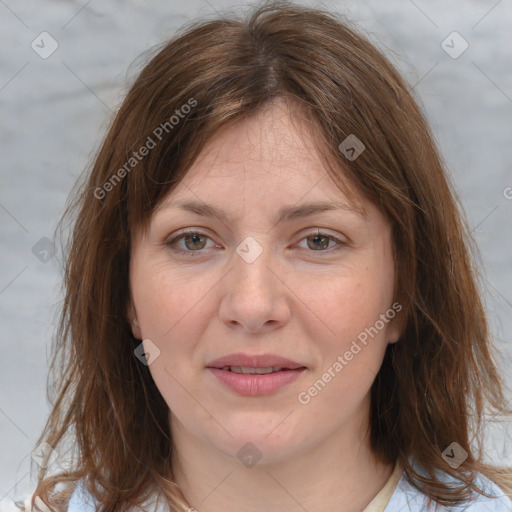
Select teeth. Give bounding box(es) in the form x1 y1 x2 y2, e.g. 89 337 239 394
221 366 285 374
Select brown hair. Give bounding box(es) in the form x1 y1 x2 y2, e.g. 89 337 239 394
32 1 512 510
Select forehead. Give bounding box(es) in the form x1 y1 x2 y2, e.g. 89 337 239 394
193 99 320 177
156 98 365 216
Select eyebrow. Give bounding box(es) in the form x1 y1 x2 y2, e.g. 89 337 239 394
156 199 367 225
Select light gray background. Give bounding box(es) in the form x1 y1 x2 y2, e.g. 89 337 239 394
1 0 511 508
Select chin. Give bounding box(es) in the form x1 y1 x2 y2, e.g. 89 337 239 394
214 420 306 467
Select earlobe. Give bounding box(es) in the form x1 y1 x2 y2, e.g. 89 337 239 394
127 302 142 339
386 319 402 344
131 318 142 340
129 316 142 340
385 303 405 345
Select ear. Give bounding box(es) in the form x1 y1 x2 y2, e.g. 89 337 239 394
127 301 142 340
385 301 405 345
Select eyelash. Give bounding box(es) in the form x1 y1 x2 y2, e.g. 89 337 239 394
165 230 346 257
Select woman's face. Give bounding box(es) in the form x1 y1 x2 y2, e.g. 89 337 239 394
128 98 401 467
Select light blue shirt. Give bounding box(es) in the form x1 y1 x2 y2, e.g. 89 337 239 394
67 466 512 512
382 469 512 511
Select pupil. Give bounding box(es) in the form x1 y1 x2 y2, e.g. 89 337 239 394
187 234 204 249
310 235 327 250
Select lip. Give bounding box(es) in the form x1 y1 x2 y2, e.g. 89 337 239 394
207 367 307 396
206 353 305 370
206 352 307 396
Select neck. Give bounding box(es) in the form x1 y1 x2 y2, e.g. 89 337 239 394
169 401 394 512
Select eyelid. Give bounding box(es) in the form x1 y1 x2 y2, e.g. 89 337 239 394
165 229 220 255
296 230 346 253
164 228 347 256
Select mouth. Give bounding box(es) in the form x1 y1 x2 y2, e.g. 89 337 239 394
205 354 307 396
207 366 307 396
206 353 306 371
213 365 305 374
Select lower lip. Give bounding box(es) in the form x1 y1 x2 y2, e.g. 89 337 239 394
207 368 306 396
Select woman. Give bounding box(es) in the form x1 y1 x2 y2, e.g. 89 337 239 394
30 2 512 511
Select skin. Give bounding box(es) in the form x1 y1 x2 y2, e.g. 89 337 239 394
128 97 402 512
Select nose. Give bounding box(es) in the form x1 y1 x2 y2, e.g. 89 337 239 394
218 239 291 334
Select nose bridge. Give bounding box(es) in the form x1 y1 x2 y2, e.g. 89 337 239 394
219 233 288 331
232 234 274 292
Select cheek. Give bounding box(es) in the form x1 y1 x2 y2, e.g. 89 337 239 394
132 258 207 338
342 241 395 324
130 260 207 413
311 263 394 342
299 280 393 415
304 248 395 377
130 257 227 396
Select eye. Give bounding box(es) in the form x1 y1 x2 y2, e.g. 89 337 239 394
165 230 217 256
298 230 345 253
165 229 345 257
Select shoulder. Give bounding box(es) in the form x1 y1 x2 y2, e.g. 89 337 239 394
67 479 172 512
0 483 96 512
0 484 95 512
67 480 97 512
384 468 512 511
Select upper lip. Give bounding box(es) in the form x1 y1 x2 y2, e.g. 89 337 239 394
206 353 306 370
